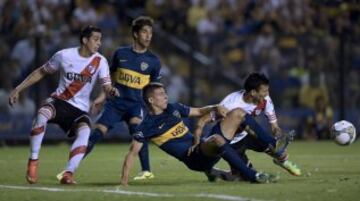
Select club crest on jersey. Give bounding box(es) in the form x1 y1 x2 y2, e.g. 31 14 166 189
86 65 97 75
173 110 181 118
140 62 149 71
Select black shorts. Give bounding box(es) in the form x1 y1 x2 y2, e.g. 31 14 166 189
182 145 221 172
230 134 268 154
43 98 91 137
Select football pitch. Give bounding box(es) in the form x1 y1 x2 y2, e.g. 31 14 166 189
0 141 359 201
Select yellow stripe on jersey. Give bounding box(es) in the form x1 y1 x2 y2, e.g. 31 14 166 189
115 68 150 89
151 121 189 146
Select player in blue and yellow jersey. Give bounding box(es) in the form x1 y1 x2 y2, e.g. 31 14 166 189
85 16 160 180
120 83 278 186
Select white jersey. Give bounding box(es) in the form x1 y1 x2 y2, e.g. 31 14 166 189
220 90 277 143
42 47 111 112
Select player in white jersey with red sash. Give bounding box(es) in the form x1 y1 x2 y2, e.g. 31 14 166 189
8 26 119 185
194 73 301 182
220 90 277 143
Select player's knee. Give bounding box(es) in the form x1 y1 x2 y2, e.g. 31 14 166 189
129 117 142 125
77 122 90 130
211 134 226 146
37 106 54 120
95 124 108 135
229 108 246 121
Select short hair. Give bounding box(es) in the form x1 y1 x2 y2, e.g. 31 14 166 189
142 82 164 106
79 25 102 45
244 72 269 92
131 16 154 35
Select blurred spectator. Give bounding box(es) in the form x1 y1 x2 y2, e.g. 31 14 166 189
97 3 119 37
305 95 334 140
72 1 97 28
270 68 301 108
10 37 35 78
197 10 222 53
187 0 206 31
0 0 360 141
299 73 329 110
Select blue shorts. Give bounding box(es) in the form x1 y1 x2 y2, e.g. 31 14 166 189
97 99 144 129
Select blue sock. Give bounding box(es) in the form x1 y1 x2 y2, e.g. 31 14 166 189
243 114 276 148
138 141 150 171
219 143 257 181
84 129 104 157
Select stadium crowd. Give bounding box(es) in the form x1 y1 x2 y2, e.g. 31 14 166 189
0 0 359 140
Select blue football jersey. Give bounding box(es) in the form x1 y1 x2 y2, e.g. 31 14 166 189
133 103 194 160
111 46 161 102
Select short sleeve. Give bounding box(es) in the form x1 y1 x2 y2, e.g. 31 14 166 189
42 51 62 74
172 103 190 117
219 92 240 111
98 57 111 85
264 96 277 123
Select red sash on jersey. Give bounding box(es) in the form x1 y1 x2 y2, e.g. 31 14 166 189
252 100 267 116
56 56 101 100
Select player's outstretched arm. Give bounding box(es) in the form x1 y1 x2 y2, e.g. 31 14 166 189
189 104 228 118
121 139 143 186
90 91 107 114
188 113 212 156
9 67 47 107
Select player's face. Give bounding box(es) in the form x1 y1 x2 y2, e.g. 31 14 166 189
253 84 269 103
84 32 102 54
150 87 168 110
135 25 153 48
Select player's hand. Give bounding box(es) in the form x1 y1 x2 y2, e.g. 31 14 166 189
215 105 228 117
8 89 19 107
90 99 103 115
187 139 200 156
108 87 120 97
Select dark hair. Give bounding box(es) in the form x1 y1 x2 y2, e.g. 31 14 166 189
142 82 164 106
131 16 154 36
79 25 102 44
244 72 269 92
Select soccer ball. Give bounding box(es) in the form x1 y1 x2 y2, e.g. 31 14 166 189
331 120 357 146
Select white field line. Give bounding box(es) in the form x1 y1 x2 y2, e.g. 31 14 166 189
0 184 269 201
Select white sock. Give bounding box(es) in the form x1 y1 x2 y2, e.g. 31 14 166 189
29 107 52 160
65 126 90 173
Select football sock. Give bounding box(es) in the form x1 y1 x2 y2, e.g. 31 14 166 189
30 107 52 160
66 125 90 173
219 143 257 181
84 128 103 157
128 123 138 135
138 141 151 171
243 114 276 148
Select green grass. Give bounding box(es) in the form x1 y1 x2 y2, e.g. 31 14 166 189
0 141 359 201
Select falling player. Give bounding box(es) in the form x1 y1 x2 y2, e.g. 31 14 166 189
120 82 279 186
